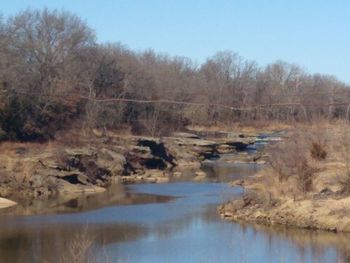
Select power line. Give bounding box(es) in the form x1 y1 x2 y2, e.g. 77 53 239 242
12 90 350 112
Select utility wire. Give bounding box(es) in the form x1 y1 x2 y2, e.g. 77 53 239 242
12 90 350 112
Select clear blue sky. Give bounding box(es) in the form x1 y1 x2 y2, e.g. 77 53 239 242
1 0 350 83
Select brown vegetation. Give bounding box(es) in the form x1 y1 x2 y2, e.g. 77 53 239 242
0 9 349 142
310 141 327 160
268 127 317 193
220 121 350 232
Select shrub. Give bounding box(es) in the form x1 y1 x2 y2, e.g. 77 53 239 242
0 94 81 141
297 159 315 193
268 129 316 195
310 141 327 160
0 128 6 141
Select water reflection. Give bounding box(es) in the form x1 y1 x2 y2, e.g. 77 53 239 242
0 165 350 262
0 222 148 263
1 184 174 216
246 223 350 263
202 160 262 182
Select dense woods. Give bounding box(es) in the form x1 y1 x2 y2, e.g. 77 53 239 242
0 9 349 141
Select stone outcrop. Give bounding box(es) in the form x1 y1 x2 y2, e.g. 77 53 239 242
0 197 17 209
0 129 261 201
0 145 124 199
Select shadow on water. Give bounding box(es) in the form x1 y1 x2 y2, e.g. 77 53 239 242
202 159 262 182
0 184 174 216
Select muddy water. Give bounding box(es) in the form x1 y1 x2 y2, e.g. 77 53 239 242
0 164 349 262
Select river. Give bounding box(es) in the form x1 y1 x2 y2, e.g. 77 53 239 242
0 144 349 262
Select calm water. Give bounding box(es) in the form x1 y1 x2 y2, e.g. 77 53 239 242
0 163 350 262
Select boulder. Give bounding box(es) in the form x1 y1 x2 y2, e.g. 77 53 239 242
144 177 157 183
142 170 165 178
194 170 207 182
156 177 170 183
0 197 17 209
217 144 235 154
173 171 182 178
172 132 200 139
56 180 106 195
195 171 207 177
97 148 126 176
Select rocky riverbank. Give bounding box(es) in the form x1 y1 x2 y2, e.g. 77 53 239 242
0 127 265 204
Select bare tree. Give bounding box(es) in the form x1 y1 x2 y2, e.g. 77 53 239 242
1 8 350 141
1 9 95 139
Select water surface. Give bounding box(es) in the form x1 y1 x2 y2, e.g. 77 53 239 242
0 162 349 262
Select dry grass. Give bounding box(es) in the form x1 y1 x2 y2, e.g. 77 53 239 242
187 121 291 134
256 122 350 199
267 127 315 195
222 121 350 233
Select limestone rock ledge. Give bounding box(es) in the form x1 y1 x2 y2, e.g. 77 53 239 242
0 129 259 200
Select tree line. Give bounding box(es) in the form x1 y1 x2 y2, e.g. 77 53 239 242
0 9 349 141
